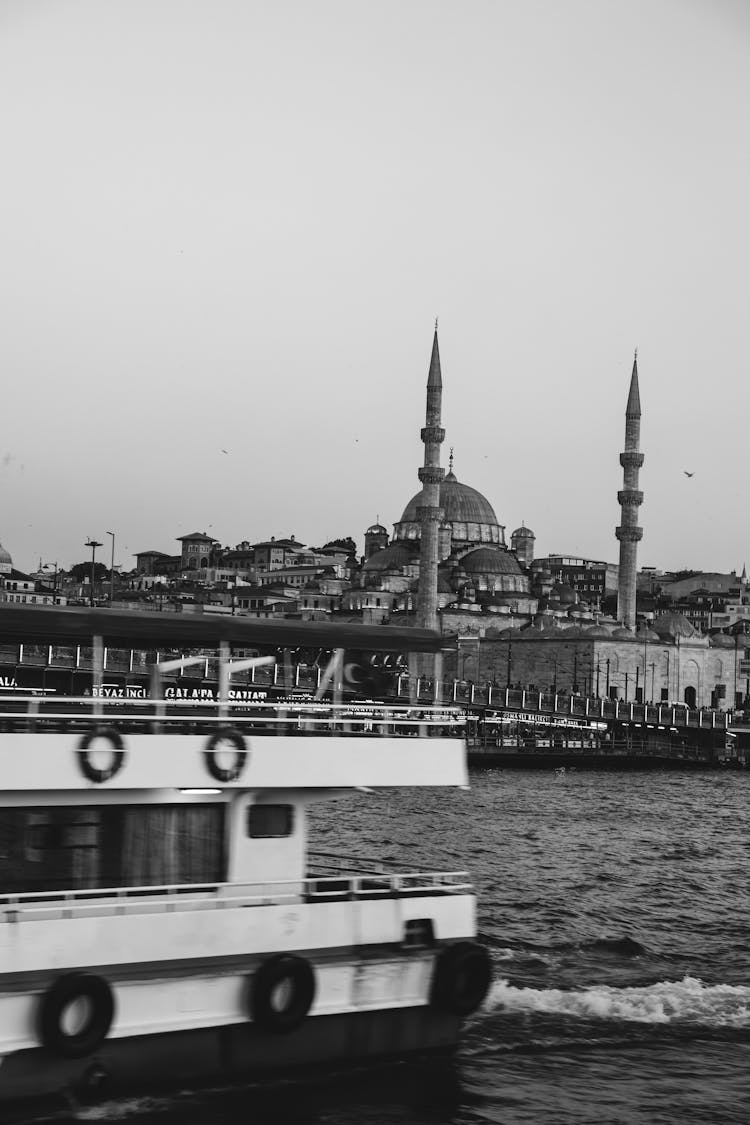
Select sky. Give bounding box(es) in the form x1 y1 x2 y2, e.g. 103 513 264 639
1 0 749 575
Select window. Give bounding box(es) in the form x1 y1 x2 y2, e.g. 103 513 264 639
247 804 294 838
0 804 225 893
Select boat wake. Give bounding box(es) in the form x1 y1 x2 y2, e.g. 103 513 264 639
485 975 750 1028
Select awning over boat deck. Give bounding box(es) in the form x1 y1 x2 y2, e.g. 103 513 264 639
0 605 446 653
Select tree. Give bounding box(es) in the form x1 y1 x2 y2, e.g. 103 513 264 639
69 561 109 583
321 537 357 557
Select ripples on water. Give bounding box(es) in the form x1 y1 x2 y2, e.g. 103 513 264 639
18 771 750 1125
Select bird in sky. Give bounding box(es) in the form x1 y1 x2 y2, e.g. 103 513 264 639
221 449 228 454
684 471 694 478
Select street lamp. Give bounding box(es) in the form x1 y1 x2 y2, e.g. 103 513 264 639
42 562 59 603
106 530 115 606
85 539 102 607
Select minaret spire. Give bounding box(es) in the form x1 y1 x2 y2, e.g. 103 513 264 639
616 352 644 630
416 326 445 633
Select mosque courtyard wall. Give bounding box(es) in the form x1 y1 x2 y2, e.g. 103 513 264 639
445 634 745 711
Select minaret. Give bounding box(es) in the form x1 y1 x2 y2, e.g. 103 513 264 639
415 325 445 632
616 352 644 629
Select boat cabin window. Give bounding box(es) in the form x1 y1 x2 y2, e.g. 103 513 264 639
247 804 294 838
0 804 224 894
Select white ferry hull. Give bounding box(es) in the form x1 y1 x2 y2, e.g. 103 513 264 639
0 999 462 1105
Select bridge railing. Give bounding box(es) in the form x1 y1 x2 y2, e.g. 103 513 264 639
394 677 730 730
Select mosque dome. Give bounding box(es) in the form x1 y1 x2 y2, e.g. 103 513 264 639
709 633 735 648
365 522 388 535
460 547 522 577
0 539 12 575
511 525 535 539
612 627 635 639
652 613 697 640
362 542 417 573
393 469 504 547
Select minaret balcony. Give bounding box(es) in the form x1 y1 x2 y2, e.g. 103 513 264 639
619 452 644 468
615 526 643 542
617 490 644 507
418 466 445 485
420 426 445 444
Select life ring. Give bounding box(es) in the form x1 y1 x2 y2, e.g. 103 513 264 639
250 954 316 1033
430 941 492 1016
77 728 125 783
38 972 115 1059
204 728 248 782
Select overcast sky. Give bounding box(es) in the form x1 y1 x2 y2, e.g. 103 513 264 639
1 0 748 575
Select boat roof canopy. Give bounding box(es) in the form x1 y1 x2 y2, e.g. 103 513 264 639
0 605 445 654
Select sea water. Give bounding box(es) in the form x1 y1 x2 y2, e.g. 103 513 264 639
19 770 750 1125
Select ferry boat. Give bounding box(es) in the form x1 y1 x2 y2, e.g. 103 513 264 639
0 606 490 1107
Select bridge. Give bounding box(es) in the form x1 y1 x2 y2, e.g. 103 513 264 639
394 676 732 732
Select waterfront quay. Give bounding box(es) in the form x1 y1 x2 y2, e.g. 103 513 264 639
396 678 744 771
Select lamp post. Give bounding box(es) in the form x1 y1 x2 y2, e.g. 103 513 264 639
42 562 59 604
106 530 115 606
85 539 102 607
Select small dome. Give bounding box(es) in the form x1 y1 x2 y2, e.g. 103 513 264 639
652 612 696 640
534 615 561 632
636 626 661 642
585 624 613 638
612 627 635 639
709 633 735 648
362 542 416 572
511 526 535 539
365 522 387 535
460 547 522 576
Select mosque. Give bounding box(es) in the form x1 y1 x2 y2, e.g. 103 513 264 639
352 328 746 712
352 331 540 624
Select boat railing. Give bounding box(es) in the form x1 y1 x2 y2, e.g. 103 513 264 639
307 850 387 875
0 869 473 922
0 695 465 737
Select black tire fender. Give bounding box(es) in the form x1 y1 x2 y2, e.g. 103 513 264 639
204 728 248 782
38 972 115 1059
77 728 125 783
250 954 316 1033
430 941 492 1016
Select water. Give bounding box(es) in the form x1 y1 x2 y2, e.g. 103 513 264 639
19 770 750 1124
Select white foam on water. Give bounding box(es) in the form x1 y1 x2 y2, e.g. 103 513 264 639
488 975 750 1027
495 948 516 961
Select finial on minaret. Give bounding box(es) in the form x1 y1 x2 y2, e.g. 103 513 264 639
626 351 641 417
427 326 442 389
449 447 454 474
